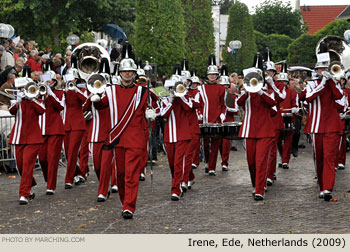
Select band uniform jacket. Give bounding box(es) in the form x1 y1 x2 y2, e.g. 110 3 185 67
198 83 226 123
161 95 193 143
267 81 286 130
9 99 45 145
224 93 239 122
237 91 276 138
83 97 111 143
63 88 87 131
187 89 203 135
95 84 149 149
39 90 65 136
280 88 298 123
305 78 343 134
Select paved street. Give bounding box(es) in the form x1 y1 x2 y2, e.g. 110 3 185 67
1 140 350 234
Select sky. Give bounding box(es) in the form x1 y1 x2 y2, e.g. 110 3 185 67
241 0 350 13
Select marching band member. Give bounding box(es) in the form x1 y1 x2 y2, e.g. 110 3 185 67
183 68 203 191
305 52 343 201
94 43 152 219
37 71 65 195
63 69 88 189
276 65 298 170
198 55 226 176
161 76 192 200
9 82 45 204
238 54 276 200
218 66 239 171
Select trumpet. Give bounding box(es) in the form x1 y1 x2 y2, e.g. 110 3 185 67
38 83 47 96
24 82 39 99
67 81 76 90
173 81 188 97
328 61 345 80
243 71 264 93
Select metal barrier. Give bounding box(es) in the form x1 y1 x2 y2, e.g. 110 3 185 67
0 115 15 172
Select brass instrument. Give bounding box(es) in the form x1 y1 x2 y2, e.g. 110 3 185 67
67 81 76 91
173 81 188 97
328 61 345 79
87 73 107 95
243 71 264 93
24 82 39 99
38 83 47 96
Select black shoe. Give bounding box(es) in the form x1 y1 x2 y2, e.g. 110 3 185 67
208 170 216 176
230 146 238 151
254 194 264 201
338 164 345 170
111 185 118 193
273 174 277 180
266 178 273 186
139 173 145 181
323 190 332 201
122 210 133 219
29 192 35 200
292 149 298 157
278 163 282 168
46 189 54 195
97 194 107 202
191 164 197 170
65 183 73 189
204 167 208 173
171 193 180 201
298 144 306 148
282 163 289 169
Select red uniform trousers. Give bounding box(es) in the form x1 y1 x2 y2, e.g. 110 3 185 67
245 138 273 196
267 130 281 180
115 147 144 213
336 133 347 167
139 140 149 175
78 129 90 178
192 136 201 167
220 138 231 167
312 133 340 191
64 130 85 184
204 137 221 171
96 147 116 196
38 135 64 190
165 140 190 195
278 130 294 164
14 144 41 197
183 134 199 184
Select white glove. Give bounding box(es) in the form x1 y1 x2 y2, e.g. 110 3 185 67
322 71 332 80
340 113 346 120
168 92 175 103
91 94 101 103
257 89 263 96
197 114 203 121
267 77 274 85
16 91 24 102
220 113 226 123
46 85 54 96
291 107 299 114
10 100 17 106
145 108 156 121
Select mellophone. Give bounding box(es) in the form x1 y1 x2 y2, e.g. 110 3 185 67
199 122 242 140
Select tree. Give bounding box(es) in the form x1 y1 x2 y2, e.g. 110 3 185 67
183 0 215 78
223 2 257 74
287 34 318 64
0 0 135 52
254 30 267 53
253 0 305 39
134 0 186 77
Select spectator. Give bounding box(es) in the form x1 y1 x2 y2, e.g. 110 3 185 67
30 71 41 83
41 54 50 72
25 50 42 72
1 40 15 71
0 73 16 106
0 60 24 87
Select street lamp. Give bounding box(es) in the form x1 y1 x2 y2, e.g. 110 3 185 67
229 40 242 73
66 34 80 50
0 23 14 38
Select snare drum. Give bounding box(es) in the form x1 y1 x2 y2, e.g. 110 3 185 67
343 114 350 133
199 123 209 137
221 122 242 140
207 123 224 138
281 113 294 131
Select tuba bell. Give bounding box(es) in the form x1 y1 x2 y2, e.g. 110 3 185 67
24 82 39 99
72 43 111 80
243 71 264 93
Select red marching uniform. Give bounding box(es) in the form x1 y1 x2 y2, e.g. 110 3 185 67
38 89 65 192
219 93 238 168
238 91 276 197
9 98 45 199
161 95 192 198
266 81 286 181
198 83 226 173
278 88 298 166
184 89 203 187
63 88 87 186
305 78 343 196
95 84 149 213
